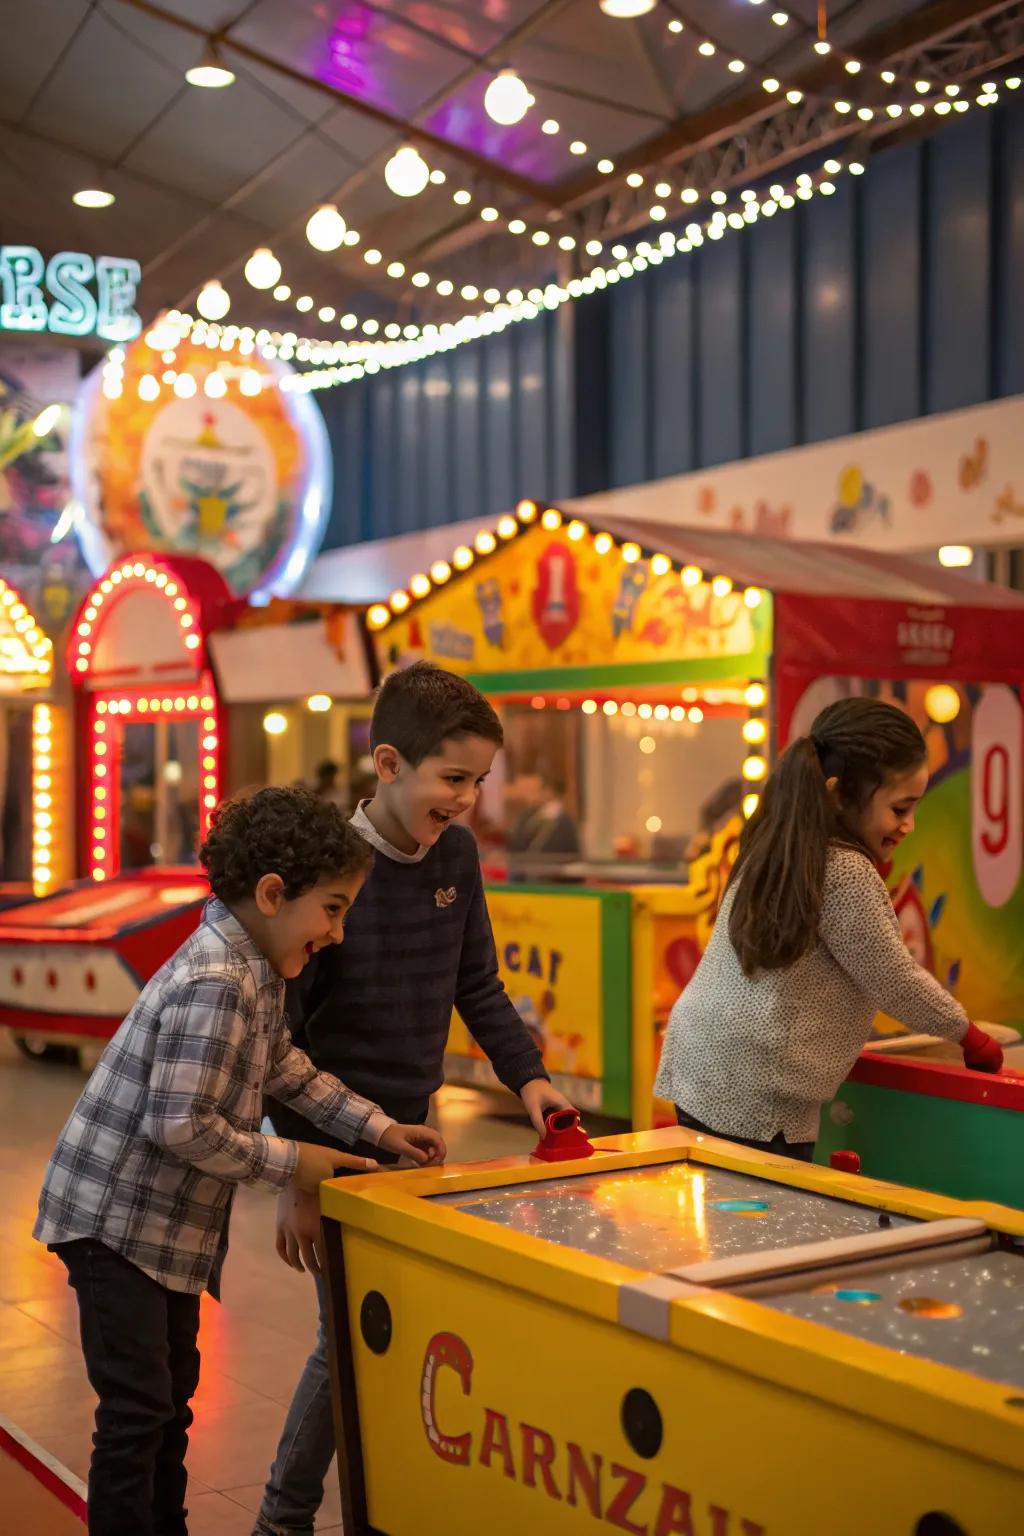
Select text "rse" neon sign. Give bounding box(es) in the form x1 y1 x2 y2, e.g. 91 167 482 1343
0 246 141 343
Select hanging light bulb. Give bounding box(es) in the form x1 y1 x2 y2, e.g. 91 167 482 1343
385 144 430 198
244 248 282 290
599 0 658 15
185 42 236 88
305 204 347 252
484 69 533 125
196 280 230 321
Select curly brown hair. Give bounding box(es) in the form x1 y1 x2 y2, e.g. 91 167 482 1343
200 786 373 903
371 660 503 766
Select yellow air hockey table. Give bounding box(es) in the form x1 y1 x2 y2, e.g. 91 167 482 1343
319 1128 1024 1536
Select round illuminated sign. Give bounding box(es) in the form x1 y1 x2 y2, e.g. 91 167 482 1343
69 336 331 600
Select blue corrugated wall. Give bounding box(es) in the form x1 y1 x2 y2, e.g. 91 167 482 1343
319 96 1024 550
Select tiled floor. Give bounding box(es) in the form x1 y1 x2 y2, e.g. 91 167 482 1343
0 1033 539 1534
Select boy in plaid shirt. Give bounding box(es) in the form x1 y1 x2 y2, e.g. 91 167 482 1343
34 787 444 1536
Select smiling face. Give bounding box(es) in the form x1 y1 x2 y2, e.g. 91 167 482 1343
256 870 367 979
844 761 929 863
371 734 498 852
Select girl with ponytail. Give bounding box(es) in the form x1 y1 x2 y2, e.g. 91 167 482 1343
655 696 1003 1160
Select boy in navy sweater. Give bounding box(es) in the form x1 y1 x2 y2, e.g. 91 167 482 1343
254 662 572 1536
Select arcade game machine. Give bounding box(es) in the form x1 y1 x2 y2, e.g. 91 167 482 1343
319 1125 1024 1536
334 503 1024 1200
0 552 233 1059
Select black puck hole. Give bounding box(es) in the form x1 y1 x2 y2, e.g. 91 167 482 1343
621 1386 662 1459
915 1515 967 1536
359 1290 392 1355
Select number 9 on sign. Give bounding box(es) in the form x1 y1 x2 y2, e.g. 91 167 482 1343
971 684 1022 907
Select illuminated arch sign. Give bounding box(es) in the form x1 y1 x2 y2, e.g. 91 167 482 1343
0 245 141 342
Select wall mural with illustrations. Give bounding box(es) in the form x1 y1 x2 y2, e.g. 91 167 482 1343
0 343 87 632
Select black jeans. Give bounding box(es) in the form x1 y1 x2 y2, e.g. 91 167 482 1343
675 1106 815 1163
55 1238 201 1536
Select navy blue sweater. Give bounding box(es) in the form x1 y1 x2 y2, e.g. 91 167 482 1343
268 822 547 1146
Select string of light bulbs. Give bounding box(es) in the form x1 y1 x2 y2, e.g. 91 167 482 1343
275 69 1021 392
120 70 1019 402
191 9 976 333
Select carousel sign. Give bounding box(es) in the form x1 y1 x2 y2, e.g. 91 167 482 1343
0 245 141 342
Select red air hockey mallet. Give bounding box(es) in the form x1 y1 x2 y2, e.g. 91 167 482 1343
532 1108 595 1162
830 1150 862 1175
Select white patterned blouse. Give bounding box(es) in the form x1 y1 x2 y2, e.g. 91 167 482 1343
654 845 968 1144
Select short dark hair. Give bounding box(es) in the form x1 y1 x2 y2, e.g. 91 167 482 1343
370 661 503 766
200 786 373 904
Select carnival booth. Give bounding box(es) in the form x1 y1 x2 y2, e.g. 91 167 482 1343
0 573 72 904
0 553 232 1055
308 501 1024 1200
0 549 373 1059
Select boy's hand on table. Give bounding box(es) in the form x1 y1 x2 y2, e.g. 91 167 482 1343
292 1141 377 1195
520 1078 576 1136
275 1185 324 1275
378 1123 447 1165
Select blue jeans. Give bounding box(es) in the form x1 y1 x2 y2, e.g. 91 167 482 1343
253 1273 334 1536
254 1098 428 1534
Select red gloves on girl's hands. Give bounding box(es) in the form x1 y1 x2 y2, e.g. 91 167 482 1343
961 1022 1004 1073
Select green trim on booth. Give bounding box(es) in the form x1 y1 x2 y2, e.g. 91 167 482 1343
815 1078 1024 1208
598 890 633 1120
467 650 768 696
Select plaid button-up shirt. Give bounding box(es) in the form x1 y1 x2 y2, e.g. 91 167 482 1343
34 899 392 1294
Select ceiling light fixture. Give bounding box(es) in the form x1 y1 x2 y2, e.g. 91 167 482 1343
185 42 235 89
72 185 115 208
599 0 658 16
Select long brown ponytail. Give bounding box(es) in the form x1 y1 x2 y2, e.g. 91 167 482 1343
727 697 926 975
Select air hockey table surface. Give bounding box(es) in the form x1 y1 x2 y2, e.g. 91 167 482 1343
319 1128 1024 1536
